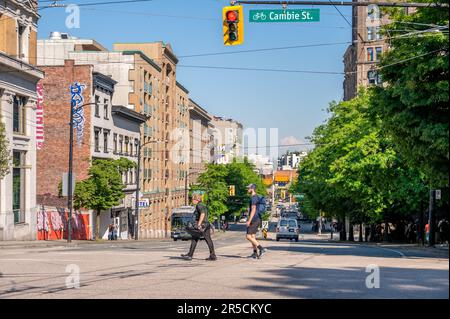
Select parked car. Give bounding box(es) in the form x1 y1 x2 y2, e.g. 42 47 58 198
276 218 300 241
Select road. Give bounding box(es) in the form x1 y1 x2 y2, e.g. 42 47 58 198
0 223 448 299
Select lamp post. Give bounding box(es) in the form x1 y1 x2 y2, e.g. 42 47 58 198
134 139 157 240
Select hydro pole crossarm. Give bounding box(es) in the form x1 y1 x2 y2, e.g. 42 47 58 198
231 1 449 9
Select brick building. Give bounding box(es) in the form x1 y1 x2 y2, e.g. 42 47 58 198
0 0 43 240
37 60 146 240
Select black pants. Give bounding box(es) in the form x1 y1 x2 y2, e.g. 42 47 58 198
187 223 216 257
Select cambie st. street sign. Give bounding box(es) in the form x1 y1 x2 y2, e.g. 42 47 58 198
249 9 320 22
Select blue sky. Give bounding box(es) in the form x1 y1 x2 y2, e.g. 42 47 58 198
38 0 352 153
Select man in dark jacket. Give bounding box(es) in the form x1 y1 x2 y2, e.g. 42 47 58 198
181 194 217 261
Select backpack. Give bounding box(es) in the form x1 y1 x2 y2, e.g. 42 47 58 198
256 196 266 219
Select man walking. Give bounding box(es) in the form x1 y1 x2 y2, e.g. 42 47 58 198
181 194 217 261
246 184 267 259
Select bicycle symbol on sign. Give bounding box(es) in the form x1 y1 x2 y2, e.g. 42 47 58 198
253 12 267 21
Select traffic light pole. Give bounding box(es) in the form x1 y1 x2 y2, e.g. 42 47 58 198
232 1 448 9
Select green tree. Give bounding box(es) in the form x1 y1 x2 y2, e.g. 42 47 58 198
371 0 449 187
292 90 427 241
73 158 135 239
0 113 9 179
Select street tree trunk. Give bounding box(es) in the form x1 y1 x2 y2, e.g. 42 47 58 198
96 210 101 240
384 221 389 242
348 222 354 241
359 223 363 242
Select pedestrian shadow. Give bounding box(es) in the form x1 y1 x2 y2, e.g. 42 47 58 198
217 254 248 259
243 265 449 299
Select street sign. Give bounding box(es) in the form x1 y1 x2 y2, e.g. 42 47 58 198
62 172 75 197
138 198 149 208
249 9 320 23
262 221 269 229
435 190 441 200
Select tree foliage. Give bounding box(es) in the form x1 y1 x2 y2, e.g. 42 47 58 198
292 90 427 228
0 113 9 179
73 158 135 239
371 0 449 186
192 158 266 222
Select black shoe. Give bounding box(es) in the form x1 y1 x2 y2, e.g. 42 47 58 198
205 256 217 261
258 248 267 258
181 255 192 260
249 252 258 259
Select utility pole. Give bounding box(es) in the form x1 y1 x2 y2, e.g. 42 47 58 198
67 100 75 243
232 1 448 9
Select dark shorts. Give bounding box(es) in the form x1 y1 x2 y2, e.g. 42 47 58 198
247 219 261 235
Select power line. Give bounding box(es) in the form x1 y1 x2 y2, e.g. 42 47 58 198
38 0 154 10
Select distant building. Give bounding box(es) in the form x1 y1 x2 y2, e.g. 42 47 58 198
342 0 415 100
188 99 213 186
278 151 307 170
211 117 243 164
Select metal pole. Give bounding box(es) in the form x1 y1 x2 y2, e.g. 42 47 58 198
234 1 448 8
185 173 188 205
134 141 141 240
67 101 75 243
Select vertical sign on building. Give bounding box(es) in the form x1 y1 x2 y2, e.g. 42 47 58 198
36 82 44 150
70 82 86 146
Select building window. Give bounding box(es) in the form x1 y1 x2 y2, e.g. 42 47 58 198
104 99 109 119
375 47 383 61
135 139 139 156
103 130 109 153
12 151 26 224
94 128 101 152
119 135 123 154
95 96 100 117
125 137 129 155
367 47 374 62
130 141 133 157
367 27 381 41
13 96 26 134
113 133 118 153
368 70 382 85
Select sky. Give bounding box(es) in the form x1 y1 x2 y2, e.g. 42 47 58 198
37 0 352 155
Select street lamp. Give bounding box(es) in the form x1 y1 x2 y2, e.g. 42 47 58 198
134 139 158 240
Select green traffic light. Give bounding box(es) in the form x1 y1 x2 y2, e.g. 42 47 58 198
229 32 237 41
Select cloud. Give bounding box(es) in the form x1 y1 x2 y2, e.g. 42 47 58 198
279 136 311 151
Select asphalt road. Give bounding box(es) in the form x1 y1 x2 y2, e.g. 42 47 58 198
0 223 448 299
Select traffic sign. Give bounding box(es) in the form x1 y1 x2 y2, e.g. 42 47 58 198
249 9 320 22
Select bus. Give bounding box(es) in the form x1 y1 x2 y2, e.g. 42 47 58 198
170 206 203 241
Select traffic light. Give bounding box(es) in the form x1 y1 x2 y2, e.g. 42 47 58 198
229 185 235 196
223 5 244 46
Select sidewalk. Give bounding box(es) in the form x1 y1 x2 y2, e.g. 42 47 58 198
0 228 232 250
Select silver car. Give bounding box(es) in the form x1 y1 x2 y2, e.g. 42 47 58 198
276 218 300 242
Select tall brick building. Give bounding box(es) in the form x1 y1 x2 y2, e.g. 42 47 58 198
0 0 43 240
343 0 390 100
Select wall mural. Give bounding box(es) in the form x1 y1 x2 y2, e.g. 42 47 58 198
70 82 86 146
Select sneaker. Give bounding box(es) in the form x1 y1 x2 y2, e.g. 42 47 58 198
249 252 258 259
258 248 267 258
205 256 217 261
181 255 192 260
180 253 191 258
